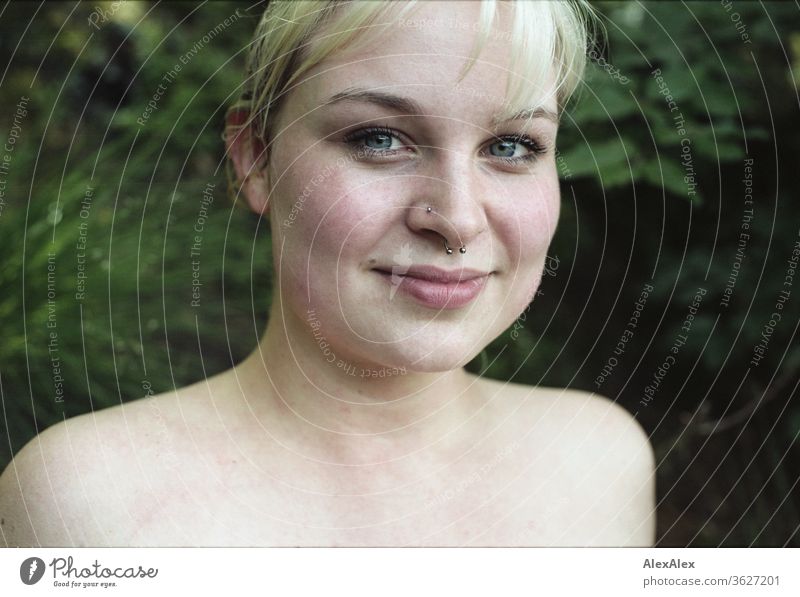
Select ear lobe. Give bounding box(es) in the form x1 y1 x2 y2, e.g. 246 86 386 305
225 110 271 219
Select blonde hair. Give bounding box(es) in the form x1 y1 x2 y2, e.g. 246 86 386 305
225 0 598 189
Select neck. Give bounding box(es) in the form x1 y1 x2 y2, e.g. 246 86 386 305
235 294 484 463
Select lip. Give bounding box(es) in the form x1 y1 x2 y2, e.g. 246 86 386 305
372 265 492 309
375 265 490 283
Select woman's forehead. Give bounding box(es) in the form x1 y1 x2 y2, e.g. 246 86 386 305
296 5 558 120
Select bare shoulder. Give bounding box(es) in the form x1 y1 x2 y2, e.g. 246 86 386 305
470 375 657 545
538 386 657 546
0 411 106 547
473 375 652 449
0 379 213 547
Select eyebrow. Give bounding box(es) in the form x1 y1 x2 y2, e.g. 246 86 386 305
321 86 560 126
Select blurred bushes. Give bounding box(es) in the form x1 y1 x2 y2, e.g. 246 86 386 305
0 1 798 545
0 1 271 469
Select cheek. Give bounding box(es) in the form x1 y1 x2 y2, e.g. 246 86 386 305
490 173 560 318
270 152 395 292
273 145 347 241
287 172 391 253
491 173 560 268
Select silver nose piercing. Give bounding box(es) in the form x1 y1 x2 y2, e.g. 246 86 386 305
443 239 467 255
426 206 466 255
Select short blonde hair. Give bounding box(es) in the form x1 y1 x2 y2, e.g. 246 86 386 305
226 0 598 182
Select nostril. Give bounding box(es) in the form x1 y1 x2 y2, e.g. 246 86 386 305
420 228 442 243
421 228 458 251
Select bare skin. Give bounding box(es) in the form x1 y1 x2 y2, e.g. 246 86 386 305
0 361 655 547
0 1 656 547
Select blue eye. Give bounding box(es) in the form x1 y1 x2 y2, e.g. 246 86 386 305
364 132 394 149
486 135 547 164
489 140 519 157
343 126 406 156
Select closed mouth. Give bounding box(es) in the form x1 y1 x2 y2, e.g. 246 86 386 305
371 265 491 284
371 266 492 309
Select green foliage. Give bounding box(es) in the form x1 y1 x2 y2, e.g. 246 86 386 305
0 1 270 465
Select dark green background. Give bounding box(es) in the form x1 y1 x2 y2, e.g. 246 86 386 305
1 1 798 546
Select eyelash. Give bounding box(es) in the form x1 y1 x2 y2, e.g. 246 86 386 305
341 126 548 166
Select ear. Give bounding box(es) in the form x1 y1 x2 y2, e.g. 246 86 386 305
225 110 271 219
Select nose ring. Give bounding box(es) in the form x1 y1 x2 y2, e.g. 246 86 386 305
443 239 467 255
427 206 466 255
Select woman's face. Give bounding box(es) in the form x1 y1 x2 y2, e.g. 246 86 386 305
263 1 560 372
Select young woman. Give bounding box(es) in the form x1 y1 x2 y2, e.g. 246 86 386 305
0 0 656 547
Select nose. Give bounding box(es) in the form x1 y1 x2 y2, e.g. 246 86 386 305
405 154 488 254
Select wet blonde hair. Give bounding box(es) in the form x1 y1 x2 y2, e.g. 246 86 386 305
226 0 598 189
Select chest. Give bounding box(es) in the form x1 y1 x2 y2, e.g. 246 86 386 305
118 450 593 546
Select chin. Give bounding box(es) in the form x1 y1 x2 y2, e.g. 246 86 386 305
372 341 483 374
